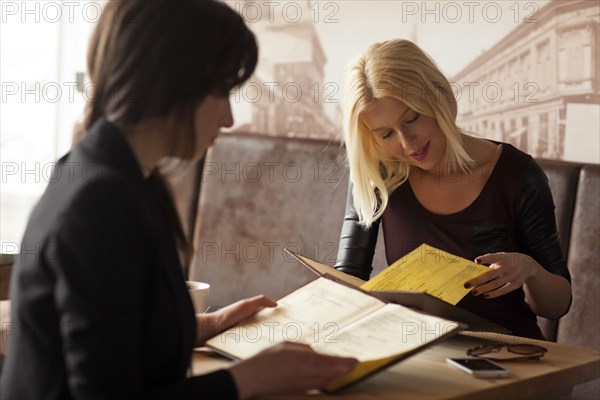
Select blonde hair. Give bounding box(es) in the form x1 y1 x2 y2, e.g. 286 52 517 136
343 39 472 227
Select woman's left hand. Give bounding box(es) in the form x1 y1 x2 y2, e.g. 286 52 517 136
464 252 539 299
195 295 277 345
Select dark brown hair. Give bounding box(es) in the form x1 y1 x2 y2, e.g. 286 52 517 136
79 0 258 268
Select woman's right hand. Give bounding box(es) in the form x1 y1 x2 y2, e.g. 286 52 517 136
228 342 358 399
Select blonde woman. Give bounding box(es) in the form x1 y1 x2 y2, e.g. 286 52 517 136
335 40 571 339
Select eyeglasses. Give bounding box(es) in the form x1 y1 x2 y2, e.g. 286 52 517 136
467 342 548 361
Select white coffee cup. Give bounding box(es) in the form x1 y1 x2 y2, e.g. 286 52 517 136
186 281 210 314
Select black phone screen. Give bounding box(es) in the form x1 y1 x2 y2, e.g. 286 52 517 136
450 358 506 371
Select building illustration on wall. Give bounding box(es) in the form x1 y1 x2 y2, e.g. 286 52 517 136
452 0 599 163
232 0 341 139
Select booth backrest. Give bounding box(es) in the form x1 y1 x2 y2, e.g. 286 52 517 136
552 164 600 399
535 162 600 343
187 133 365 305
535 160 582 342
556 165 600 347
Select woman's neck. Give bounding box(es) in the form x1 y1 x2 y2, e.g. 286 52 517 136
460 134 501 168
119 118 170 178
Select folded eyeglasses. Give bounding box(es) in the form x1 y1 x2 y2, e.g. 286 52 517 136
467 342 548 361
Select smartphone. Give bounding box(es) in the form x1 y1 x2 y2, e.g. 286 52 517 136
446 358 511 378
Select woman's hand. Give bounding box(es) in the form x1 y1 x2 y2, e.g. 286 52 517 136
229 342 358 400
196 295 277 346
464 252 571 318
464 252 539 299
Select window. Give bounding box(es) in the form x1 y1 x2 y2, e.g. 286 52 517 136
1 2 96 252
539 113 549 156
558 28 592 83
519 50 531 83
521 116 529 152
536 40 551 91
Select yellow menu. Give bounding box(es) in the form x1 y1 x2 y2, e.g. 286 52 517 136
288 244 511 335
293 243 490 306
360 244 490 305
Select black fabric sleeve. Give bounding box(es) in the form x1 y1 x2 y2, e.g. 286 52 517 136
48 179 238 399
516 159 572 285
334 183 379 280
50 179 148 399
150 370 238 400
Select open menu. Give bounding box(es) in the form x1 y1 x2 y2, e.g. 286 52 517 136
206 276 462 392
288 243 511 335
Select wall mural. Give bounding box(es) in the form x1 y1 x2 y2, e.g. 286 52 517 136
226 0 599 164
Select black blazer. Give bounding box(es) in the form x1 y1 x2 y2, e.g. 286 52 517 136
0 119 237 399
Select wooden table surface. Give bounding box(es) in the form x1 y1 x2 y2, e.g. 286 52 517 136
192 331 600 399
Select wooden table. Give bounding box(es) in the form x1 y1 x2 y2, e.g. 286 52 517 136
192 332 600 399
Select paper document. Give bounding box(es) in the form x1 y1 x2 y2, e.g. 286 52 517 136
207 277 383 360
206 277 461 392
360 244 490 305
